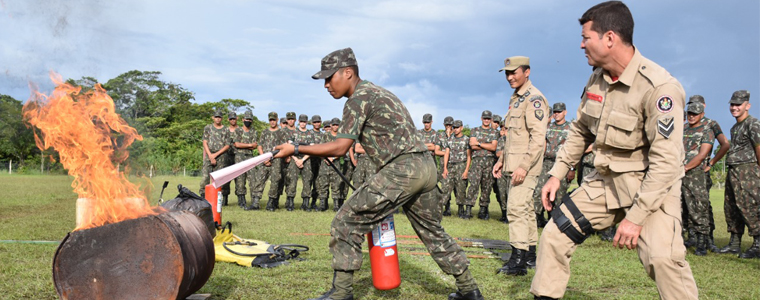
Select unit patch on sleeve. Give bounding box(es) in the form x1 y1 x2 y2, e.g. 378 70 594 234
533 100 542 109
656 96 673 113
535 110 544 121
657 115 674 138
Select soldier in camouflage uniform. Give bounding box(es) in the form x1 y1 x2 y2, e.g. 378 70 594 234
233 110 259 208
681 102 714 255
351 142 375 189
316 119 342 211
332 118 354 211
218 112 239 205
284 114 316 211
249 112 286 211
495 119 509 223
275 48 482 300
490 115 504 219
720 90 760 259
532 102 573 228
444 120 472 219
309 115 324 209
199 110 231 198
467 110 499 220
437 116 454 216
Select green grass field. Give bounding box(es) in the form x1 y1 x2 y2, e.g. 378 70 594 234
1 174 758 299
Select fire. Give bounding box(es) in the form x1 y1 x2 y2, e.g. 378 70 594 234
23 72 161 230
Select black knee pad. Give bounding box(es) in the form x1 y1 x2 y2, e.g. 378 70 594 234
551 194 593 244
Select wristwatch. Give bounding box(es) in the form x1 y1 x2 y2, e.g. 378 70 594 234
569 166 575 171
294 144 300 156
478 142 482 147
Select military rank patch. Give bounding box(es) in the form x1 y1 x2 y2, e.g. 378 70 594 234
535 110 544 121
656 95 673 113
657 115 674 138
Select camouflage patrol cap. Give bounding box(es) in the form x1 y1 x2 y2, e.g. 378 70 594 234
286 111 296 120
443 116 454 126
729 90 750 104
492 115 502 124
499 120 505 127
686 102 704 114
213 110 223 117
453 120 463 128
323 119 332 126
299 114 309 122
499 56 530 72
553 102 566 112
228 111 237 119
688 95 705 105
331 117 341 125
243 110 253 120
312 115 322 122
280 118 287 124
312 48 358 80
268 111 278 121
422 113 433 123
481 110 493 119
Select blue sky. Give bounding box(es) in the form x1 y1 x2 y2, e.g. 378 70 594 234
1 0 758 132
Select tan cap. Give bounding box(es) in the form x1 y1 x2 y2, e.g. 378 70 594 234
499 56 530 72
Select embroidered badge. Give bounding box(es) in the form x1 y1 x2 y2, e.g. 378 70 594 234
586 92 603 102
657 115 674 138
656 96 673 113
514 101 520 109
535 110 544 121
533 101 541 109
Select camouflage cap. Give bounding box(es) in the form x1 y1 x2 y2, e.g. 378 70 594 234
499 56 530 72
422 113 433 123
214 110 224 117
323 119 332 126
443 116 454 125
228 111 237 119
453 120 463 128
499 120 505 127
312 48 358 80
729 90 750 104
280 117 287 124
286 111 296 119
311 115 322 122
481 110 493 119
299 114 309 122
553 102 566 112
492 114 502 123
268 111 278 120
243 110 253 120
686 102 704 114
331 117 341 125
688 95 705 104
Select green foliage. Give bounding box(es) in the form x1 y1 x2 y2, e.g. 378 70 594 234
0 95 37 163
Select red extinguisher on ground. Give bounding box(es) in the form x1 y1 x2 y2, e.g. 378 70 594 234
204 184 222 225
367 215 401 290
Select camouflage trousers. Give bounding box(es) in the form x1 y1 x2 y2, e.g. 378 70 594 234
341 159 355 199
467 156 495 207
199 155 230 197
442 162 469 205
532 158 568 214
318 159 342 202
285 157 314 199
496 174 509 211
234 154 255 197
330 152 470 276
724 164 760 236
351 155 373 189
251 158 284 200
681 168 711 234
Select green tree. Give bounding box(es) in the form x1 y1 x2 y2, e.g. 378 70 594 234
0 95 37 163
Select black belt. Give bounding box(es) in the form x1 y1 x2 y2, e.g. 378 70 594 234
550 194 593 244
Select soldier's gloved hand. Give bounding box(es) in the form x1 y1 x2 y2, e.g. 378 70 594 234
541 176 561 212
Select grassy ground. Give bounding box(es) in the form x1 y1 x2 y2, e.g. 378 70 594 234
1 174 759 299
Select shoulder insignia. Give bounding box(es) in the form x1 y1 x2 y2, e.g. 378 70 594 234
658 115 674 138
514 101 520 109
535 110 544 121
533 101 542 109
656 95 674 113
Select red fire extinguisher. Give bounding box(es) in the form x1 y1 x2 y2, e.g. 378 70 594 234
367 215 401 290
204 184 222 225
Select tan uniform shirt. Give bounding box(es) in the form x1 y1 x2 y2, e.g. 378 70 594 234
498 79 549 176
548 48 686 226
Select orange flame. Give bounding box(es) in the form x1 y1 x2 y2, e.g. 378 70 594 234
23 72 160 230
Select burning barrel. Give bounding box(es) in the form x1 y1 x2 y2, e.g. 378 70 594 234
53 211 215 300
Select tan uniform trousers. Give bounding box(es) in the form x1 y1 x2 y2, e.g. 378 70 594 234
530 177 698 300
506 175 538 251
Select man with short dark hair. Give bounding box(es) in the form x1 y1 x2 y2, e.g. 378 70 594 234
275 47 482 300
252 112 286 211
532 102 573 228
532 2 698 299
681 102 714 256
467 110 499 220
233 110 259 208
200 110 231 199
447 120 472 219
284 114 316 211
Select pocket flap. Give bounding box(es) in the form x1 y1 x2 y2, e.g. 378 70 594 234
607 110 638 131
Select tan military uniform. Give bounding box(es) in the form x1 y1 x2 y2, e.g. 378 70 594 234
497 79 549 250
530 49 698 299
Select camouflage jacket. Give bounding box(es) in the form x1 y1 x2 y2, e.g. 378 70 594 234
259 128 286 153
727 114 760 166
233 127 258 157
470 126 498 158
545 121 571 159
283 127 297 144
448 134 470 163
496 134 506 154
336 80 427 169
293 128 316 158
683 122 714 165
701 117 723 164
203 124 231 153
437 131 452 153
419 128 438 155
312 129 324 144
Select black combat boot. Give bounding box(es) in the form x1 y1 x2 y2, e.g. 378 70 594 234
448 268 483 300
285 197 295 211
718 233 742 254
333 199 342 212
237 195 247 208
707 230 719 252
308 270 354 300
443 201 452 216
738 236 760 259
266 198 276 212
499 209 509 223
536 212 548 228
684 228 697 248
457 205 464 218
599 226 616 242
317 198 327 212
496 246 528 276
694 233 707 256
463 205 473 219
448 289 484 300
311 197 319 211
302 197 311 211
245 197 260 210
478 206 489 220
526 245 537 269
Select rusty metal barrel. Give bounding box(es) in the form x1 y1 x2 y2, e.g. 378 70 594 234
53 211 215 300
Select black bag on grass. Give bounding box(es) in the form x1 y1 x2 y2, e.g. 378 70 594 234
160 184 216 237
